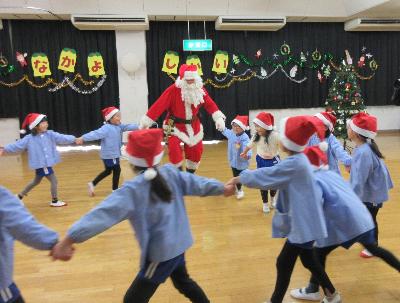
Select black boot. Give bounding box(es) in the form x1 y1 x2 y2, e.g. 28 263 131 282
186 168 196 174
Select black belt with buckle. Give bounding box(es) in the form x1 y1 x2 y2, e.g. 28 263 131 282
171 115 197 124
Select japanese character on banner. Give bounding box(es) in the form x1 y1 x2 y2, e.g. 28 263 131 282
186 55 203 76
162 51 179 75
58 48 77 73
212 50 229 74
31 53 51 77
88 52 105 77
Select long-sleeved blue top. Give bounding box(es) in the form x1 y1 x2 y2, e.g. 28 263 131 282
313 170 375 248
239 153 328 244
67 164 224 267
4 131 76 169
0 186 58 289
308 133 352 175
350 143 393 204
221 128 252 170
82 123 138 159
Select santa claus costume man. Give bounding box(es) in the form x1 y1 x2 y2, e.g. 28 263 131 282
139 64 226 173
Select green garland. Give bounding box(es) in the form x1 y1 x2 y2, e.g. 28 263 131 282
238 52 333 69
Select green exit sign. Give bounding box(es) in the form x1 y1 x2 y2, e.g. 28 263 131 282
183 39 212 51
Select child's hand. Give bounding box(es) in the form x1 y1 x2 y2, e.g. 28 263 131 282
227 177 240 186
0 147 4 156
75 137 84 145
223 183 236 197
50 237 75 261
239 152 247 159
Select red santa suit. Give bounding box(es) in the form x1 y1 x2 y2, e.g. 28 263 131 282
140 64 225 171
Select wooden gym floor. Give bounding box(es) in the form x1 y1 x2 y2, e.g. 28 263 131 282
1 133 399 303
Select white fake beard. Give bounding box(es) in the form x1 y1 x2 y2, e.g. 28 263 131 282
179 77 205 107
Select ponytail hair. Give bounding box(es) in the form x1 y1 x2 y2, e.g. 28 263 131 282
359 135 384 159
324 128 331 139
132 165 172 202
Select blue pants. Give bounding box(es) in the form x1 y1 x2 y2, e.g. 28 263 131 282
256 155 280 203
0 283 23 303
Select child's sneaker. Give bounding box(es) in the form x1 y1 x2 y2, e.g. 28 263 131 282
360 248 374 258
290 287 321 301
263 203 270 213
236 190 244 200
87 182 95 197
50 200 67 207
321 292 341 303
271 194 278 208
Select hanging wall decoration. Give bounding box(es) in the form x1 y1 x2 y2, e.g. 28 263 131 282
186 55 203 76
162 51 179 75
160 44 377 89
0 54 16 76
329 48 378 80
88 52 105 77
212 50 229 74
48 74 106 94
31 53 52 77
16 52 28 67
58 48 77 73
0 49 107 94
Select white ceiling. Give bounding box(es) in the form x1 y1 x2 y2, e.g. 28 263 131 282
0 0 399 21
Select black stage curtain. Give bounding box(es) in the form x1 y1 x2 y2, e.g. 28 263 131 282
146 21 400 139
0 20 119 136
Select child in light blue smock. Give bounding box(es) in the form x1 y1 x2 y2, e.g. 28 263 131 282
0 186 58 303
0 113 76 207
76 107 138 196
220 115 252 199
229 115 341 303
308 111 351 175
347 112 393 259
51 129 235 303
290 146 400 302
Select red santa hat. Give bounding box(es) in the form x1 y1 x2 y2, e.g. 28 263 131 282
280 115 326 152
231 115 249 131
348 112 377 139
253 112 274 130
314 111 337 132
20 113 47 134
303 145 329 170
179 64 198 80
102 106 119 122
125 129 164 180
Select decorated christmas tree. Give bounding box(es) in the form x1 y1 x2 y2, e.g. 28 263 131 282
325 61 366 141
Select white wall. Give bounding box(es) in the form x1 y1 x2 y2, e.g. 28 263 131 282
0 118 20 146
115 30 148 141
250 105 400 132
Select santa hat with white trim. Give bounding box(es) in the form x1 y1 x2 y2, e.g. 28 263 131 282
179 64 198 80
231 115 249 131
20 113 47 134
253 112 274 130
314 111 337 132
280 115 326 152
348 112 377 139
303 145 329 170
102 106 119 122
125 128 164 180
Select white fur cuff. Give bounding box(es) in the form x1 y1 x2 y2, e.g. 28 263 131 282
139 115 155 129
212 110 226 122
